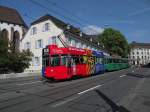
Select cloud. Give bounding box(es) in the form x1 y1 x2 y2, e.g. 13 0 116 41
128 7 150 16
82 25 104 35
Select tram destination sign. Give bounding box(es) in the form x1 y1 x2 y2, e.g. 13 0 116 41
43 48 49 55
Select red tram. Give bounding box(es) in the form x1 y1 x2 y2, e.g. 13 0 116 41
42 45 95 80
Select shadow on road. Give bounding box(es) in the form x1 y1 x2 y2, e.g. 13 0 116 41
95 90 131 112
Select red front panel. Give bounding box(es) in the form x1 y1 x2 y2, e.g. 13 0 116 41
45 66 71 80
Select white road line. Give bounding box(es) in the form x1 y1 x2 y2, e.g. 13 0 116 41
120 75 126 78
16 81 41 86
52 96 79 107
52 84 103 107
78 84 102 95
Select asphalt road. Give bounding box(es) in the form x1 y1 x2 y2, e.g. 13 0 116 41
0 67 150 112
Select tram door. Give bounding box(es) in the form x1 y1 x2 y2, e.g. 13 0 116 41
67 56 76 77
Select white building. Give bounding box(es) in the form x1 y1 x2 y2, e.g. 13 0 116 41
21 14 106 73
0 6 27 51
130 42 150 65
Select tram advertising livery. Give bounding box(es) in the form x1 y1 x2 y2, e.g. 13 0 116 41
42 45 130 80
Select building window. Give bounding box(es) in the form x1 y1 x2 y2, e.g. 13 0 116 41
31 27 37 35
48 36 57 45
68 38 71 45
83 44 87 49
133 56 134 59
80 43 83 48
78 42 81 48
87 46 90 49
71 40 75 47
48 37 52 44
43 23 50 31
137 52 139 55
36 39 43 48
52 36 57 44
34 57 40 66
74 40 77 47
25 42 31 49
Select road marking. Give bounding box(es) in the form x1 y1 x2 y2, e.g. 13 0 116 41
51 96 79 107
16 81 41 86
120 75 126 78
78 84 102 95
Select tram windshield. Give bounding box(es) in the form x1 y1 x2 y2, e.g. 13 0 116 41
50 55 60 67
42 55 49 67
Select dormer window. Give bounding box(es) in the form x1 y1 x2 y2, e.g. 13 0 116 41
66 24 70 30
79 32 82 37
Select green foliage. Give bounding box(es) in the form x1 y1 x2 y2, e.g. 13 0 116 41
0 32 33 73
98 28 130 57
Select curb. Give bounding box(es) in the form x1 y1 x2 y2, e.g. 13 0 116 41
0 72 41 80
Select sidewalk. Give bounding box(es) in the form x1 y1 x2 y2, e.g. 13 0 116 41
0 72 41 80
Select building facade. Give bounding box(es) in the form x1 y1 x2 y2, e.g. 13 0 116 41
21 14 106 72
130 42 150 65
0 6 27 51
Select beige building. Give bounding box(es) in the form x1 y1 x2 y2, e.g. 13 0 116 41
130 42 150 65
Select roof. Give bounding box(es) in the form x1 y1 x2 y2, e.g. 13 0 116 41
130 41 150 49
0 5 27 27
31 14 104 50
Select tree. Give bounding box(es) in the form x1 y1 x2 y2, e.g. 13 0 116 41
0 32 33 73
0 31 10 73
98 28 130 57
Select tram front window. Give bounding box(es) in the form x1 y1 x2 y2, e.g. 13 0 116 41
42 56 49 67
50 55 60 66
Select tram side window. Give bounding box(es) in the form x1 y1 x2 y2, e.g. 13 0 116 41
73 56 80 64
80 56 86 64
114 59 118 63
98 58 103 64
107 58 111 63
104 58 107 64
61 56 67 66
119 59 122 63
110 59 112 63
50 56 60 66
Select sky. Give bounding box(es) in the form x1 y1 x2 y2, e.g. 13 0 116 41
0 0 150 43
